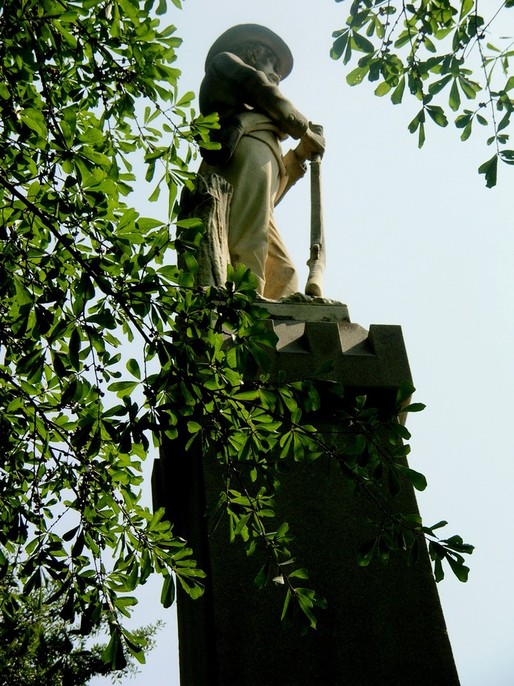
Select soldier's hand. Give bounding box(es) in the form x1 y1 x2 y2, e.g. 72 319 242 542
294 123 325 162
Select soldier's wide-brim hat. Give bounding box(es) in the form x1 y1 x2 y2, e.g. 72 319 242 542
205 24 294 79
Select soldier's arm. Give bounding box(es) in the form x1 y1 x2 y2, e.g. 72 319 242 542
207 52 309 139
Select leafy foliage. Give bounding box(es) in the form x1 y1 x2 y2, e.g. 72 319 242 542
0 572 162 686
182 373 473 629
0 0 215 671
0 0 472 673
332 0 514 185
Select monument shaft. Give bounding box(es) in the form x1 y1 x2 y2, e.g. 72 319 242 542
153 305 460 686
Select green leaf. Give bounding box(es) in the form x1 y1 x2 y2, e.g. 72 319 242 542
160 574 175 608
280 589 292 622
352 31 374 53
426 105 448 127
122 629 146 664
62 526 80 542
400 466 428 491
114 595 138 617
497 112 511 133
289 568 309 580
428 75 452 96
330 32 349 60
455 112 471 129
102 627 127 670
20 109 48 138
69 328 81 371
176 90 195 107
428 520 448 532
374 81 392 97
459 0 474 20
127 358 141 379
500 150 514 165
176 574 204 600
418 121 426 148
444 535 475 555
433 556 445 582
254 561 270 590
346 65 369 86
478 154 498 188
459 78 479 100
108 381 139 398
402 402 426 413
187 421 202 434
391 77 406 105
394 31 413 49
395 380 415 406
408 109 424 134
357 539 375 567
449 80 461 112
460 122 472 141
446 555 470 582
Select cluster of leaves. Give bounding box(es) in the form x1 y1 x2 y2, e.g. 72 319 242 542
332 0 514 186
329 385 474 581
0 0 216 672
193 371 473 631
0 0 472 674
0 572 162 686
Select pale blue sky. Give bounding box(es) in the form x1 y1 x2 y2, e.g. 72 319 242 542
93 2 514 684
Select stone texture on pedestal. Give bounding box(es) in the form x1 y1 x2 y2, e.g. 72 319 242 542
260 302 411 406
152 303 460 686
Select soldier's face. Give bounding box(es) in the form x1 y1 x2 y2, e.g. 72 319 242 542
252 52 281 86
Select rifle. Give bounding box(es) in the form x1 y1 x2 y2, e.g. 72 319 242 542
305 144 325 297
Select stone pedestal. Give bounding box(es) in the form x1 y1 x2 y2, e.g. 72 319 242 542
152 303 460 686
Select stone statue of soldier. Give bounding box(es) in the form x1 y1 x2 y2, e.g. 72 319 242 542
199 24 325 300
